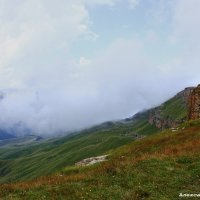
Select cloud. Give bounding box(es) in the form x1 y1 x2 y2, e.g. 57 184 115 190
169 0 200 82
128 0 140 9
0 0 94 85
0 0 199 136
79 57 91 66
84 0 116 6
172 0 200 45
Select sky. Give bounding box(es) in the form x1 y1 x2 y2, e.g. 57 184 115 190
0 0 199 135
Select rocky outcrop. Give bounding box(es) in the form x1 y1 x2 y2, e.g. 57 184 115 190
148 111 181 129
75 155 108 166
126 85 199 131
176 87 194 103
188 85 200 120
148 87 194 129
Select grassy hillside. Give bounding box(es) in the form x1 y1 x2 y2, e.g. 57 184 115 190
0 118 158 183
140 90 189 130
0 89 189 184
0 120 200 199
159 93 187 120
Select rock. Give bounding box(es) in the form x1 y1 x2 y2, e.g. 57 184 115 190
148 87 194 130
75 155 109 166
188 85 200 120
171 127 178 132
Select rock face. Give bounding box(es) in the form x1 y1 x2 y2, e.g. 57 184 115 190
148 87 194 129
177 87 195 103
148 111 180 129
188 85 200 120
126 85 198 132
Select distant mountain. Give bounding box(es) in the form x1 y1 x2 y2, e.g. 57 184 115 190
0 129 16 140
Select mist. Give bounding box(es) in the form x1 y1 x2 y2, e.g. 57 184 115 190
0 0 199 136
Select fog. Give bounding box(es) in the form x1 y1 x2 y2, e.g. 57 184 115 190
0 0 199 135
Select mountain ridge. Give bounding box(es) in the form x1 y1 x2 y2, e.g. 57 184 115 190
0 85 199 184
126 86 195 131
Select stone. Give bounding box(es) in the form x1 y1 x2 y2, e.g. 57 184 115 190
148 87 194 129
188 85 200 120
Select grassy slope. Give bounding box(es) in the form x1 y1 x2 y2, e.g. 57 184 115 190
0 119 158 183
1 121 200 200
160 94 187 120
0 91 187 184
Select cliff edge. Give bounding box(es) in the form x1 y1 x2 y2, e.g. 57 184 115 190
188 84 200 120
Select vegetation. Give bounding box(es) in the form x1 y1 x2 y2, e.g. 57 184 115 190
0 118 158 183
161 95 187 120
0 90 196 199
0 121 200 199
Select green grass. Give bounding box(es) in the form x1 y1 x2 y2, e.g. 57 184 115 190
0 88 189 184
0 118 158 183
161 95 187 120
0 89 193 199
1 121 200 199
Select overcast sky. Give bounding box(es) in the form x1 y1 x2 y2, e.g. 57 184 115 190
0 0 199 135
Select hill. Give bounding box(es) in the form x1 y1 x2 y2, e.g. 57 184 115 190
130 87 194 130
0 119 158 183
0 86 194 184
0 120 200 199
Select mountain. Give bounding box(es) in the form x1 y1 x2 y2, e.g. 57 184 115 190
146 87 194 129
1 119 200 199
0 129 16 140
125 87 194 131
0 123 145 183
0 86 193 141
0 85 196 183
0 84 199 197
0 135 44 148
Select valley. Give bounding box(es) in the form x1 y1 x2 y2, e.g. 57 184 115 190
0 85 199 199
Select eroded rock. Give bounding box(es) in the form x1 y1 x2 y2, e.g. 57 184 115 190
75 155 109 166
188 85 200 120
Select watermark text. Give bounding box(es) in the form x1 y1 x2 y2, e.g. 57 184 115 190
179 193 200 198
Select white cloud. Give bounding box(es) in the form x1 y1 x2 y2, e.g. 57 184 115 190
84 0 116 6
0 0 96 86
0 0 199 136
128 0 140 9
79 57 91 66
170 0 200 80
172 0 200 46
